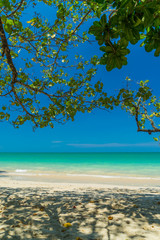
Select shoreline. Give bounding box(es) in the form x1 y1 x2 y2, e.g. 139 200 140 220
1 172 160 188
1 177 160 190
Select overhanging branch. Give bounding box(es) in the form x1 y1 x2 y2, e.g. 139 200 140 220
0 17 17 84
134 99 160 134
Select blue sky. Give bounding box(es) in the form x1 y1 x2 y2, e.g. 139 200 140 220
0 3 160 152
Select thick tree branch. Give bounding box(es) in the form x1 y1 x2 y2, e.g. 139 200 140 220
0 16 38 123
0 17 17 84
138 128 160 133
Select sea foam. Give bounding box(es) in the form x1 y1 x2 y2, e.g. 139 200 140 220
67 173 160 180
15 169 28 173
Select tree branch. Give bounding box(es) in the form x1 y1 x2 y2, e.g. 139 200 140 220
12 86 38 127
142 105 159 131
17 81 62 100
47 8 92 68
0 17 17 84
6 0 25 18
134 99 160 134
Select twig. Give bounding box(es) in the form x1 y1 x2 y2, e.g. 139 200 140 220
6 0 25 18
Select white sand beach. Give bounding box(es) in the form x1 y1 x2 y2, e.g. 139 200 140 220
0 178 160 240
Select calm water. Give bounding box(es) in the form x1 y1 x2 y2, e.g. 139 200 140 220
0 152 160 179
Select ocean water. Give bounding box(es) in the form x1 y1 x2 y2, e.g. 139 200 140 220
0 152 160 179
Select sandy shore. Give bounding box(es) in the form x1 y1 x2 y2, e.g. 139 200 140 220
0 178 160 240
3 172 160 187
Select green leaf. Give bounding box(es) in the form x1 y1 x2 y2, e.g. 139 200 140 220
2 106 6 111
153 137 158 142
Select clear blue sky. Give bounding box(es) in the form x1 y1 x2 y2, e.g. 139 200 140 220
0 3 160 152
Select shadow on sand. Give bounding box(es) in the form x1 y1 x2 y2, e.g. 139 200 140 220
0 187 160 240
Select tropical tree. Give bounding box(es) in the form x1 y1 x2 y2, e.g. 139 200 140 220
0 0 159 137
88 0 160 138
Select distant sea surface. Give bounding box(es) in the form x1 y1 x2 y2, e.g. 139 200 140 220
0 152 160 180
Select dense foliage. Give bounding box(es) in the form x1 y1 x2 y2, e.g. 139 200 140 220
0 0 159 137
89 0 160 71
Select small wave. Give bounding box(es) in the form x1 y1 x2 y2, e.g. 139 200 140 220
11 171 51 176
38 173 50 176
15 169 28 173
67 173 160 180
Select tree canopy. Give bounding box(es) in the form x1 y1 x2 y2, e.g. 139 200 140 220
0 0 159 138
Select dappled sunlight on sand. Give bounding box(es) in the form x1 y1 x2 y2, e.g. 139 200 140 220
0 184 160 239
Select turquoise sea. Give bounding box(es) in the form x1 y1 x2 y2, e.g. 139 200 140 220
0 152 160 179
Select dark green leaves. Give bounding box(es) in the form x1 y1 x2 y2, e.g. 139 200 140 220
100 43 130 71
0 0 11 10
89 14 107 45
89 0 160 70
144 28 160 56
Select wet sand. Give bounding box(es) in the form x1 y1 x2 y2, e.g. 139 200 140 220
2 172 160 188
